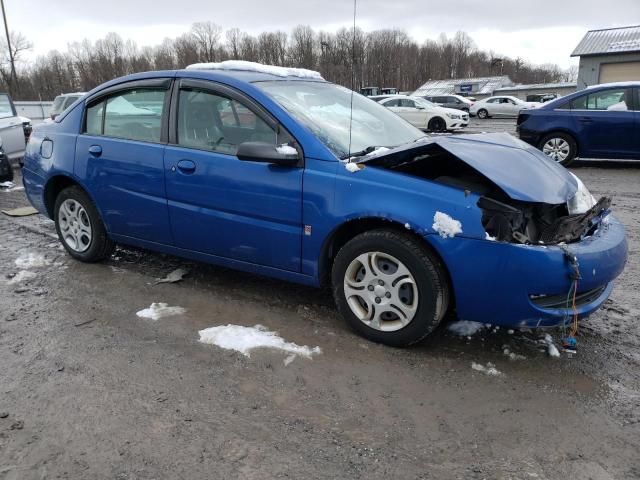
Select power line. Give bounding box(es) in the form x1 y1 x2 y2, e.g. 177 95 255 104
0 0 17 87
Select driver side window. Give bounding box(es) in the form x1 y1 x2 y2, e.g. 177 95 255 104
177 89 276 155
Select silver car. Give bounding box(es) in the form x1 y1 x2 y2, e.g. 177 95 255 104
470 96 539 119
0 93 27 164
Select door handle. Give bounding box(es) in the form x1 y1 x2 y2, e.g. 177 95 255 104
88 145 102 157
578 117 593 124
176 159 196 174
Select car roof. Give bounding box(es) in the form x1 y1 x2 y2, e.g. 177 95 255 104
584 81 640 90
57 92 86 97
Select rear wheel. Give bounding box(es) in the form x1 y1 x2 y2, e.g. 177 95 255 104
428 117 447 132
539 132 577 166
332 230 449 347
477 108 489 119
54 186 114 262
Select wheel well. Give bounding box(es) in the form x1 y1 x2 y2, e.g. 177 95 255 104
43 175 80 218
319 218 455 309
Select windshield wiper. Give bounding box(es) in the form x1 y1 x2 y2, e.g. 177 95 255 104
340 145 380 160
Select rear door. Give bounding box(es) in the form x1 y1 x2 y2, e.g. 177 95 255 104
0 94 25 159
163 79 303 272
569 87 637 158
74 79 173 243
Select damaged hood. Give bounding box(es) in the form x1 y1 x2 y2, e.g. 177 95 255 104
363 133 578 204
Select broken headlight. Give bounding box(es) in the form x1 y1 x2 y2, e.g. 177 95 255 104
567 173 596 215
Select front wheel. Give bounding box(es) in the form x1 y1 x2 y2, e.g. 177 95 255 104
539 132 577 166
332 230 449 347
54 185 114 262
477 109 488 119
427 117 447 132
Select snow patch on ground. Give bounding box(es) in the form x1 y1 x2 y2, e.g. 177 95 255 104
8 270 37 284
15 251 49 269
186 60 323 79
448 320 485 336
485 232 496 241
0 181 14 188
198 324 322 360
471 362 502 376
432 212 462 239
136 303 186 320
541 333 561 357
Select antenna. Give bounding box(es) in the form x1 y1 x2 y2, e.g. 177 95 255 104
347 0 357 161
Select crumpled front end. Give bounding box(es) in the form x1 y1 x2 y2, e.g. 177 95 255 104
427 214 627 328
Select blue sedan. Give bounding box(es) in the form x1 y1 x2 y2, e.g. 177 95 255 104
22 62 628 346
517 82 640 166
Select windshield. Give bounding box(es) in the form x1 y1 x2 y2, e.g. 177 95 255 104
0 94 14 119
256 81 425 158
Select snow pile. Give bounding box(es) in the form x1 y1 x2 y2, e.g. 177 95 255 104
471 362 502 376
448 320 486 336
8 270 37 284
541 333 560 358
0 181 14 188
344 162 361 173
136 303 186 320
186 60 323 79
15 251 49 269
432 212 462 239
276 145 298 155
198 324 322 360
485 232 496 241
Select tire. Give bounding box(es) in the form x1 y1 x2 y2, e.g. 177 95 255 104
54 185 114 262
332 229 449 347
427 117 447 132
0 155 13 182
477 109 488 119
462 108 470 113
538 132 577 167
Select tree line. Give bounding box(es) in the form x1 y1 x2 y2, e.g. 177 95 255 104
1 22 575 101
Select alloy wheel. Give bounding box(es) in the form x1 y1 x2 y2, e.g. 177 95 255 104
58 199 92 252
542 137 571 163
343 251 419 332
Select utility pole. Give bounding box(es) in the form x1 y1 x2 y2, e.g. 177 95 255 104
0 0 17 88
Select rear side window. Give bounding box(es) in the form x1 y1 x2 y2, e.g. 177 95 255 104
384 99 401 107
571 89 630 111
400 99 416 108
84 88 166 143
177 89 276 155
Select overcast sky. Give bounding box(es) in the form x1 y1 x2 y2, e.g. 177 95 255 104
8 0 640 69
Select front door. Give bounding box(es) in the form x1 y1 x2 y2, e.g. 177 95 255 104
163 81 303 272
570 87 637 158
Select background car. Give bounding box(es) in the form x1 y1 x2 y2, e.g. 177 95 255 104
420 94 474 112
50 92 85 120
517 82 639 166
0 93 27 165
470 95 539 119
379 95 469 131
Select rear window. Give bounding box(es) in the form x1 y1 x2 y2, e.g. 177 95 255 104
51 96 67 115
570 89 630 111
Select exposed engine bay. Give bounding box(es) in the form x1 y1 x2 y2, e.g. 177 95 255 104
365 142 611 245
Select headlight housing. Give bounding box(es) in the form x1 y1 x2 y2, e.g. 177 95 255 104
445 112 461 119
567 173 596 214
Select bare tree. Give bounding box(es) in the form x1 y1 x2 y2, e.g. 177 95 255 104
191 21 222 62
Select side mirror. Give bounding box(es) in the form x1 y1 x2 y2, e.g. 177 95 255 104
236 142 300 167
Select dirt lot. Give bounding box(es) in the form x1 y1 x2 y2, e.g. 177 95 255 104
0 156 639 479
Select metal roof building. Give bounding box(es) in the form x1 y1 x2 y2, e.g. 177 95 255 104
412 76 514 99
494 82 577 101
571 25 640 88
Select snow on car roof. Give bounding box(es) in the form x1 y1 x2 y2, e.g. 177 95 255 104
186 60 324 80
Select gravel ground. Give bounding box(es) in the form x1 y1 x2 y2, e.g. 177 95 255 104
0 156 639 479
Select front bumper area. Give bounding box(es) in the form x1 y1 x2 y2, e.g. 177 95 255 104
427 215 628 328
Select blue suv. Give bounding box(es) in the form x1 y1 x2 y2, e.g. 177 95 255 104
517 82 640 166
22 62 627 346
